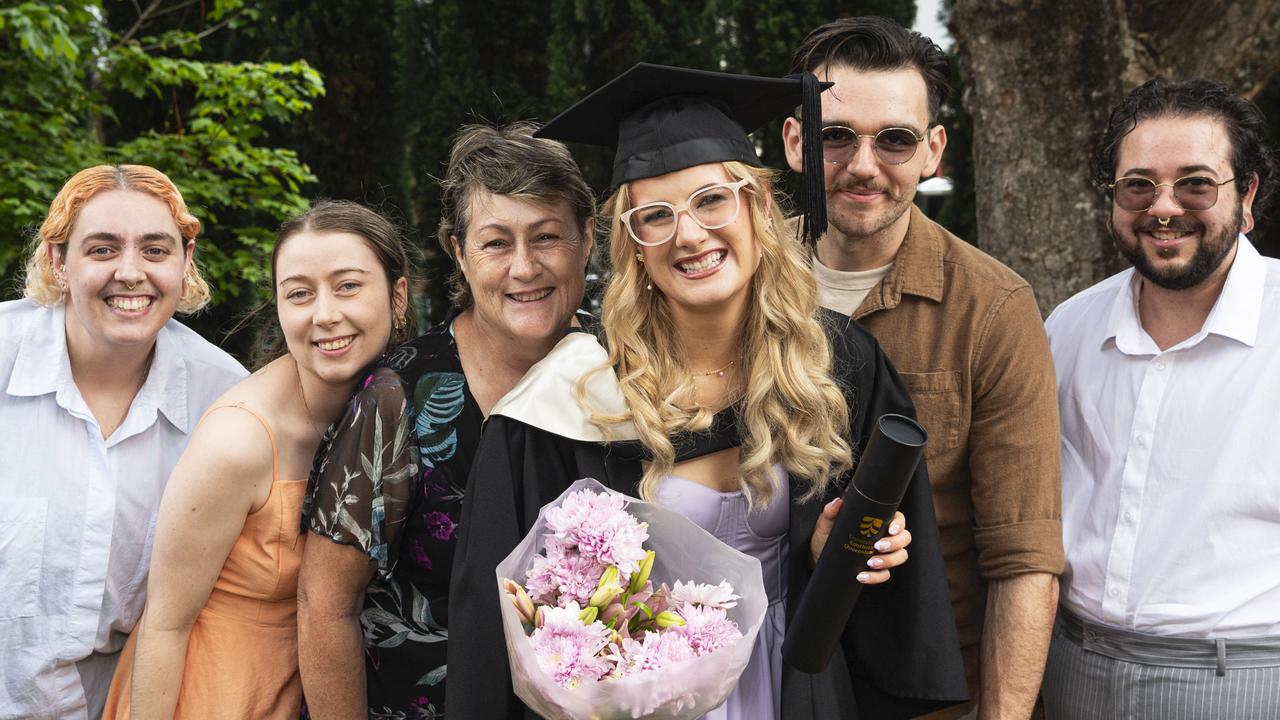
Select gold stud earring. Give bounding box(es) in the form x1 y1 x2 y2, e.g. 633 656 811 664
635 252 644 263
394 315 407 331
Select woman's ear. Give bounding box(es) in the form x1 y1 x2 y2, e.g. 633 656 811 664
393 276 409 318
450 235 467 278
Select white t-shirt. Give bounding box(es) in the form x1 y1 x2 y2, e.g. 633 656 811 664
812 256 893 316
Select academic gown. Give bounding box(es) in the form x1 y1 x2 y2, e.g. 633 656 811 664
447 309 968 719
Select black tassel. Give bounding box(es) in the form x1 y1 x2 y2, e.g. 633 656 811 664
799 71 827 246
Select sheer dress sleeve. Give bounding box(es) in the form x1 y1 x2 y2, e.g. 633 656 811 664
305 366 419 577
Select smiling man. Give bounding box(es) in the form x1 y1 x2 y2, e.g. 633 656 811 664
1042 79 1280 719
782 16 1064 720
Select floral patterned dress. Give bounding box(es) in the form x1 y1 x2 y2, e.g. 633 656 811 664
304 319 480 719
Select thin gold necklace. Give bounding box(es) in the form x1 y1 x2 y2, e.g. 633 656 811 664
691 357 739 378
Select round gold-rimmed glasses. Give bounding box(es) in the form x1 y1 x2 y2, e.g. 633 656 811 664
620 179 751 247
820 125 928 166
1107 175 1236 213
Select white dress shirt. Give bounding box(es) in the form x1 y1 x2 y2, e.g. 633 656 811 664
0 300 246 719
1046 237 1280 638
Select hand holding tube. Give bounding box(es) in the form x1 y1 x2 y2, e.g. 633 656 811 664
810 504 910 582
784 413 927 674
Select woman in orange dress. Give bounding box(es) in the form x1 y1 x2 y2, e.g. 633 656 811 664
103 201 413 719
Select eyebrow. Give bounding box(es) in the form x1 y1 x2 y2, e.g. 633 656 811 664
471 217 567 234
79 231 179 245
1121 164 1221 177
277 267 372 286
822 119 926 134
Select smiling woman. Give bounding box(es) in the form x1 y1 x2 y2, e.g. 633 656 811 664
100 200 412 720
0 165 246 720
448 64 968 719
296 122 597 719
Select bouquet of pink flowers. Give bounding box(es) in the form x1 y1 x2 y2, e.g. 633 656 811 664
496 478 767 720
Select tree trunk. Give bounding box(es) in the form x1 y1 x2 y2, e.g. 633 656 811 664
951 0 1280 314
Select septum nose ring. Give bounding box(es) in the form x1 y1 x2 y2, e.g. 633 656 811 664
126 281 137 290
1158 217 1171 226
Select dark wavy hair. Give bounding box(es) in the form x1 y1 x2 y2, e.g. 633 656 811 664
1092 78 1276 220
789 15 952 123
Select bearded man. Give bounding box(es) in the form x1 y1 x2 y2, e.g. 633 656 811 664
1043 78 1280 719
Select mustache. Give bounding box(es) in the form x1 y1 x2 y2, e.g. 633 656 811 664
832 182 891 194
1136 218 1200 233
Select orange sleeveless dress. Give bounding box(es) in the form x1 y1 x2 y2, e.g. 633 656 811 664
103 404 308 719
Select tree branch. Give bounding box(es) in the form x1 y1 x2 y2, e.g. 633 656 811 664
138 12 238 52
117 0 164 48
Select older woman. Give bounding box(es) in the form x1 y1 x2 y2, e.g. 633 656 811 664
448 65 968 719
296 122 596 718
0 165 245 719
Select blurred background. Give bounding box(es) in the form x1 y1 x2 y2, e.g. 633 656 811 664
3 0 1278 364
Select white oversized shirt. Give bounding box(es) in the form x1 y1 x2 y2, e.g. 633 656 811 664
0 300 246 719
1046 237 1280 638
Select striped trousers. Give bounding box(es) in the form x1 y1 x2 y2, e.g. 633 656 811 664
1042 609 1280 720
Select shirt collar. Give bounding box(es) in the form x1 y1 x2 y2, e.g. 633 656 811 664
142 322 192 433
1201 235 1265 347
854 204 945 317
1106 234 1264 354
5 303 192 435
7 303 74 399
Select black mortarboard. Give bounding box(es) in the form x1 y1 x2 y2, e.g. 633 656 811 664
535 63 831 245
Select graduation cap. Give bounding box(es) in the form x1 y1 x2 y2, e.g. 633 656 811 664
535 62 831 245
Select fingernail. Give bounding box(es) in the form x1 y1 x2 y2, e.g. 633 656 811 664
874 539 891 552
856 573 871 583
889 522 901 535
867 557 884 569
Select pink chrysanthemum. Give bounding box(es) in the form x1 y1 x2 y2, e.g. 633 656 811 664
544 489 650 575
524 537 607 606
669 603 743 656
606 630 698 678
669 579 740 609
529 603 614 689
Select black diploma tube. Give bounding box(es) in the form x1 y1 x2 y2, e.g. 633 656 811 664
783 413 927 674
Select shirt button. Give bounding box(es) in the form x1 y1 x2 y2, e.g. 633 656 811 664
1154 361 1167 371
1108 587 1120 598
1123 511 1134 523
1134 435 1146 447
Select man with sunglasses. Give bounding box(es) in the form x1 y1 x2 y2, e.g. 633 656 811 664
1041 79 1280 718
782 16 1064 720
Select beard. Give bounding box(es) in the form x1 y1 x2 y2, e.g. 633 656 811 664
825 180 916 242
1111 205 1241 291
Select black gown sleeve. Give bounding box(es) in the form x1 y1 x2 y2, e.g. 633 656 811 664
826 310 970 717
446 414 642 719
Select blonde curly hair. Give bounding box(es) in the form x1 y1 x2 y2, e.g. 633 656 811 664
23 164 211 313
587 161 853 507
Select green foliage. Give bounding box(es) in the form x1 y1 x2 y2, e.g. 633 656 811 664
0 1 323 327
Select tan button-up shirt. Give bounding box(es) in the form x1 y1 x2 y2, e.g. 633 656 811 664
824 206 1065 699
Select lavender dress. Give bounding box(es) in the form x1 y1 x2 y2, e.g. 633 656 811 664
655 466 789 720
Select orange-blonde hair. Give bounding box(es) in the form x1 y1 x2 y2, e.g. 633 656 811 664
23 164 211 313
